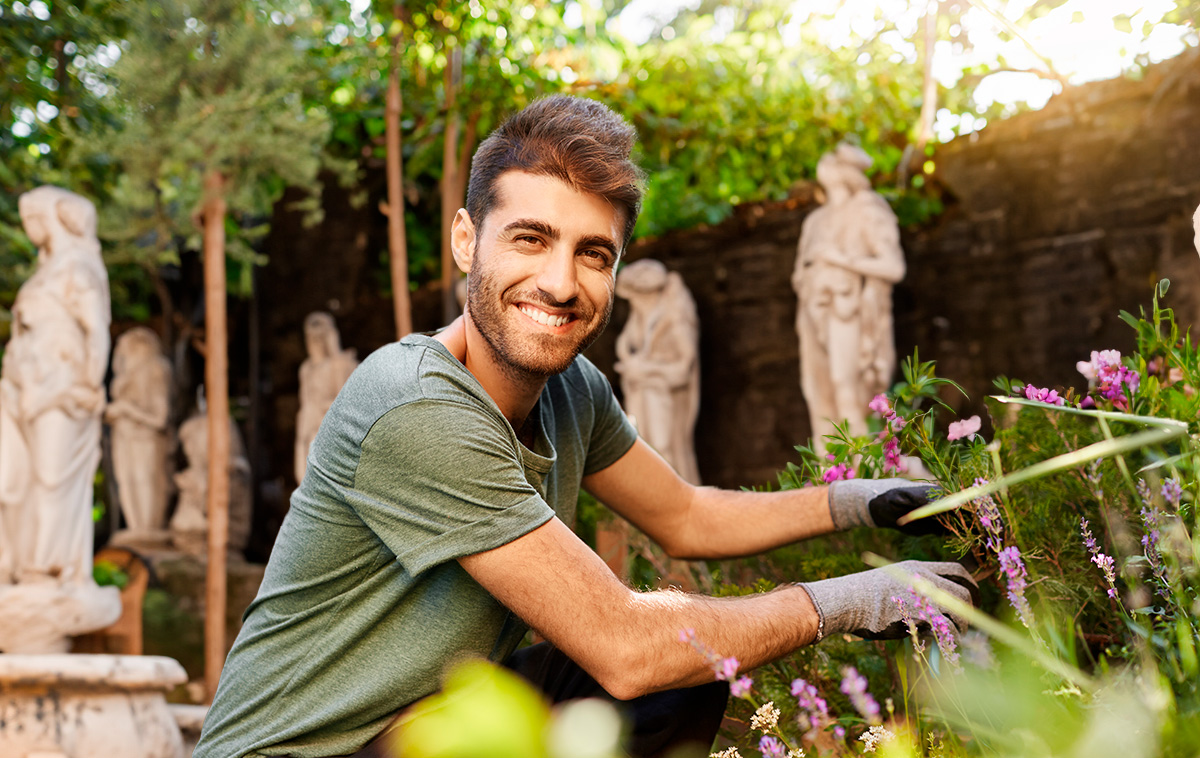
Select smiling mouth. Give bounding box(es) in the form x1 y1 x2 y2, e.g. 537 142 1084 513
518 304 573 328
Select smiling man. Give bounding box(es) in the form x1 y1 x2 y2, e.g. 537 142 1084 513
194 96 976 758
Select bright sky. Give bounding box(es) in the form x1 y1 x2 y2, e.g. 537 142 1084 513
610 0 1197 141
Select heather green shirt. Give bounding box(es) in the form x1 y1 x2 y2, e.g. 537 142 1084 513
194 335 637 758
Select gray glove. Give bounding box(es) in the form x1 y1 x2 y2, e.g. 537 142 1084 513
798 560 978 641
828 478 944 536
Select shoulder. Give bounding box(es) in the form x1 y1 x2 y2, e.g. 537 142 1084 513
553 353 614 402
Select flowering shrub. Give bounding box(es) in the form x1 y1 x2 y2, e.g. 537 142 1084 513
703 280 1200 757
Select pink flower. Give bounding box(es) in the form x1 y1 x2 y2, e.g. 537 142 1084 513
1023 385 1065 406
947 415 981 441
730 675 753 697
822 463 855 482
717 656 739 681
868 394 892 415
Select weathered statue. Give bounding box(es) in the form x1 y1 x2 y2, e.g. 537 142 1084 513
294 312 357 484
106 327 172 547
0 186 112 585
0 186 120 652
793 144 905 452
171 411 252 559
614 259 701 485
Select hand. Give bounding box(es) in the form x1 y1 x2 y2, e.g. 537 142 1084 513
827 478 944 536
798 560 978 641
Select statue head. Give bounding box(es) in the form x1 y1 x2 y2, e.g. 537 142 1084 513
615 259 669 304
815 143 873 197
113 327 162 376
17 185 98 259
304 311 340 360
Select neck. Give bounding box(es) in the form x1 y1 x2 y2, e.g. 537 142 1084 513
435 315 547 431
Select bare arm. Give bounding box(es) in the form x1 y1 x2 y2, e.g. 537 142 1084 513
458 516 818 700
582 439 834 560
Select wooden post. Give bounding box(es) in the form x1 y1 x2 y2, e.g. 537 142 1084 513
202 168 231 703
440 44 462 324
385 2 413 339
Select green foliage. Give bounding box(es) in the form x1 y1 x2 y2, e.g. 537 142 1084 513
92 558 128 589
83 0 334 298
392 659 624 758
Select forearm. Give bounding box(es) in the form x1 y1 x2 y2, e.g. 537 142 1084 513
601 584 818 698
665 484 834 560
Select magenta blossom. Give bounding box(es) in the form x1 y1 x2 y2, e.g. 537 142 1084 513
730 675 753 697
947 415 981 441
997 546 1034 628
1024 385 1065 406
1080 517 1119 601
823 462 856 482
839 666 881 724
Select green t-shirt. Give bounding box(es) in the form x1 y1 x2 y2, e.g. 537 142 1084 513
194 335 638 758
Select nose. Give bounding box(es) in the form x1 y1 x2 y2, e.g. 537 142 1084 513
535 245 579 305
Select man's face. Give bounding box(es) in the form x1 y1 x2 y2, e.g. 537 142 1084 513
465 171 622 379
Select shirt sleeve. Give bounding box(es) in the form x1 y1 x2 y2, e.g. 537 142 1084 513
347 400 555 576
577 359 639 476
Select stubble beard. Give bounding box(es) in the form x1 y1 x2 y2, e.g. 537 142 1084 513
467 262 612 381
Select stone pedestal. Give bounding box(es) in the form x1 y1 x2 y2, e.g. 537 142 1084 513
0 583 121 654
0 654 188 758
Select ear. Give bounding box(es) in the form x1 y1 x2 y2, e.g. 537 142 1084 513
450 209 476 274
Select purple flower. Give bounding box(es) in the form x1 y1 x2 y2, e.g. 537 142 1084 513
758 736 785 758
1024 385 1065 406
833 726 846 741
947 415 981 441
892 587 959 665
972 478 1004 553
1162 479 1183 508
730 675 753 697
790 677 830 732
839 666 881 724
997 546 1034 628
1080 517 1119 601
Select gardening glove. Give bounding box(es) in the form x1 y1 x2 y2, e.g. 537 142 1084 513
798 560 979 642
828 478 945 537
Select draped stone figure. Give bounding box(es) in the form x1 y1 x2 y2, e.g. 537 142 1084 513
170 412 252 559
294 312 358 484
614 259 701 485
0 186 120 652
793 144 905 453
106 327 173 547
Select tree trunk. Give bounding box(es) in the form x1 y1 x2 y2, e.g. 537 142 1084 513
440 44 463 324
386 3 413 339
900 1 939 188
202 168 231 703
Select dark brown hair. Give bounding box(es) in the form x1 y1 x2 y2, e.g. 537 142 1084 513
466 95 645 252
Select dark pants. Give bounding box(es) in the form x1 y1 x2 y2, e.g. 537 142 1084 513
351 643 729 758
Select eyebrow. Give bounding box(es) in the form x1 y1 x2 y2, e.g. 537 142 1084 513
503 219 618 259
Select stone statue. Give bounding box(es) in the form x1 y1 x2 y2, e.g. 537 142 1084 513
0 185 120 652
793 144 905 452
294 312 357 484
1193 201 1199 258
614 259 701 485
106 327 173 547
170 411 252 559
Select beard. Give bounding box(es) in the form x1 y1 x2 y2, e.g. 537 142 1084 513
467 259 612 380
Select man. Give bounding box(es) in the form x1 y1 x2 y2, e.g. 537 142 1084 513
194 95 975 758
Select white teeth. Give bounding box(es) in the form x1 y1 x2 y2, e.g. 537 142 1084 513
519 305 569 327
